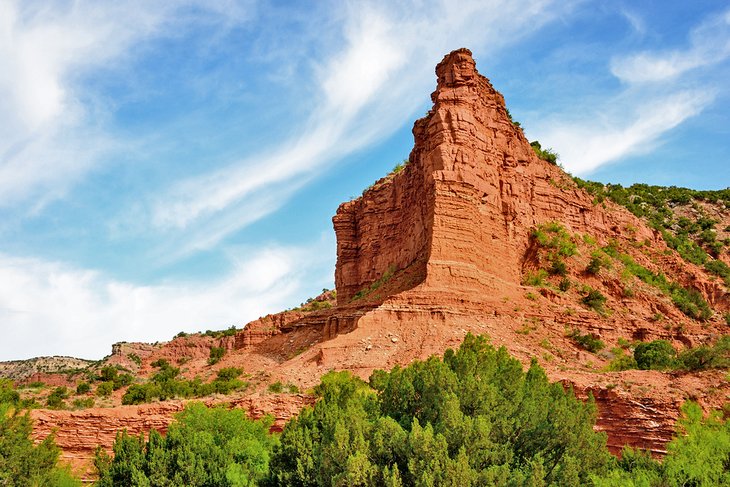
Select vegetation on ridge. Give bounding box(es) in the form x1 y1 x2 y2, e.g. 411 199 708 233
4 335 730 486
121 360 247 405
91 335 730 486
607 336 730 372
573 179 730 287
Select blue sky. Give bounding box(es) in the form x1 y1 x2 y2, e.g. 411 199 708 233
0 0 728 360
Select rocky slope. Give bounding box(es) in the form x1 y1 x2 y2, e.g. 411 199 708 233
0 356 92 383
14 48 730 478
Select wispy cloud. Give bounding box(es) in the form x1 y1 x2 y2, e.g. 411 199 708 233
0 0 254 208
535 90 713 174
610 7 730 84
530 7 729 175
618 8 646 36
145 0 573 254
0 240 331 360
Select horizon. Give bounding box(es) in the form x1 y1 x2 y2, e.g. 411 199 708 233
1 0 729 361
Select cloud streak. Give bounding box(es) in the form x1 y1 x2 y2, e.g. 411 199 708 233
0 0 254 208
529 7 729 175
536 90 713 174
146 0 572 254
611 7 730 84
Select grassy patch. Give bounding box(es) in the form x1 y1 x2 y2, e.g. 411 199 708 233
351 265 397 301
617 252 712 321
568 329 605 353
530 140 559 165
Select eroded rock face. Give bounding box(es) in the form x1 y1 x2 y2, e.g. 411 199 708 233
335 48 656 303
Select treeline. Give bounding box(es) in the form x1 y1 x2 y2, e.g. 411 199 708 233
95 335 730 486
3 335 730 485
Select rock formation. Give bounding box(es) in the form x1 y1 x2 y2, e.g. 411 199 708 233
336 48 654 304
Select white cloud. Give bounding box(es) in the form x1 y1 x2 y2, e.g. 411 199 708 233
0 0 254 208
528 7 729 174
533 90 713 174
146 0 572 251
0 241 330 360
611 7 730 84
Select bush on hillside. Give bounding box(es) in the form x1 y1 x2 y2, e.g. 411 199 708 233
634 340 676 370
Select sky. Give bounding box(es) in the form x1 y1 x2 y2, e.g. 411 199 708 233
0 0 729 361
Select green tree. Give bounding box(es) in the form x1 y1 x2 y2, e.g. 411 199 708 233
96 402 275 486
663 402 730 486
634 340 676 370
269 334 610 486
0 383 80 486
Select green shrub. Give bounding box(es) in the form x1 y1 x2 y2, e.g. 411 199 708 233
216 367 243 382
96 381 114 397
670 287 712 321
72 397 95 409
558 278 571 292
0 379 20 405
202 325 238 338
268 381 284 394
98 365 118 382
122 383 160 405
112 373 134 390
676 336 730 371
208 346 225 365
532 222 577 257
634 340 676 370
586 251 611 275
568 329 605 353
391 159 408 174
549 258 568 276
128 353 142 366
46 386 69 409
606 349 637 371
530 140 559 165
76 382 91 395
581 288 607 313
524 269 549 286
